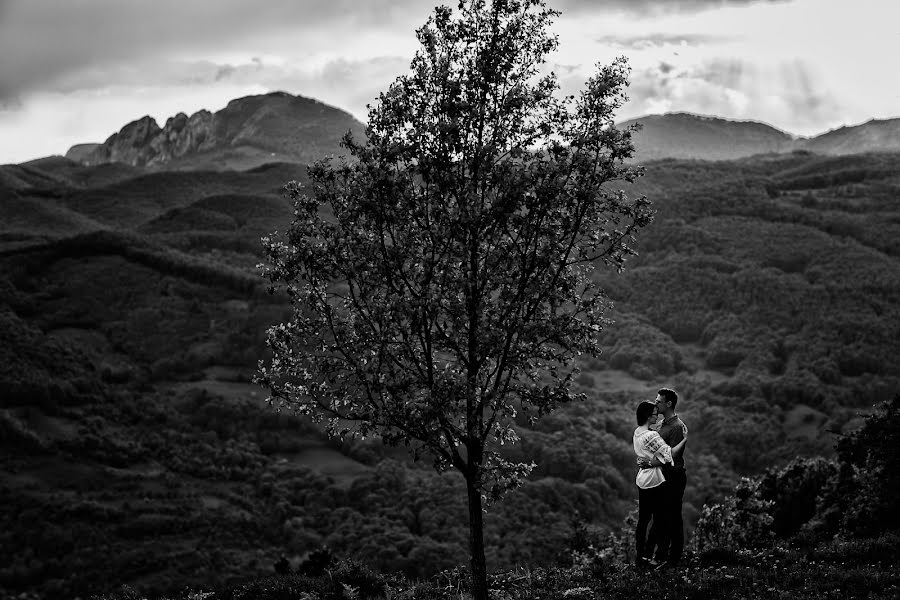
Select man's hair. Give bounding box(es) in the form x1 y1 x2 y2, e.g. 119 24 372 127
658 388 678 409
636 401 657 426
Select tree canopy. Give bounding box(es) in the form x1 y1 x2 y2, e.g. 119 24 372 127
257 1 652 596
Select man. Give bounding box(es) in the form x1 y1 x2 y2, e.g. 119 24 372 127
637 387 687 569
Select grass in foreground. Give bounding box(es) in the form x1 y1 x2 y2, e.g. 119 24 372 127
91 533 900 600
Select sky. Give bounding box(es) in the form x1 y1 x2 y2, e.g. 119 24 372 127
0 0 898 164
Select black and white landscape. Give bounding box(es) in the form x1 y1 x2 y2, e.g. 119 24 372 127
1 1 899 599
3 89 899 597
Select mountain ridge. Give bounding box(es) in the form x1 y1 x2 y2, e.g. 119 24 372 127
62 95 900 169
800 117 900 155
620 112 900 162
65 91 366 171
618 112 794 162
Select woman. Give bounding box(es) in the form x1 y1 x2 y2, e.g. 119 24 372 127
633 400 687 568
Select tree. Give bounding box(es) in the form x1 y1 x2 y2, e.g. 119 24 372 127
834 394 900 536
257 1 652 598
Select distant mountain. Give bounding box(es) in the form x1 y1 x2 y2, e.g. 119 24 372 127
619 113 900 162
61 93 899 170
618 113 796 162
65 91 366 171
799 118 900 155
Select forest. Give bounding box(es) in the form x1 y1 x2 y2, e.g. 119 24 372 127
1 150 899 598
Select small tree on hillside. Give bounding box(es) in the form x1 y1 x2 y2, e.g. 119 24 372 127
835 393 900 536
257 1 652 597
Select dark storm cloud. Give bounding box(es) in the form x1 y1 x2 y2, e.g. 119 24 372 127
0 0 425 99
0 0 793 101
27 53 408 123
43 55 406 96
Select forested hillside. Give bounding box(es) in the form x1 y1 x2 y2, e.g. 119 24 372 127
1 150 898 598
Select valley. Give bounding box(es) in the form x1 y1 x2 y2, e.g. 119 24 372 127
1 97 899 598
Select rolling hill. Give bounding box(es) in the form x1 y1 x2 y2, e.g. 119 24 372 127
1 94 899 598
619 113 795 162
619 113 900 162
799 117 900 155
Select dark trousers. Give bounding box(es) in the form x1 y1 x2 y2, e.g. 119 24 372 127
635 484 665 560
649 466 687 564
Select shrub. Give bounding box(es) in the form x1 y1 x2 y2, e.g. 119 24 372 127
298 546 333 577
834 394 900 536
691 477 774 555
754 456 838 538
693 395 900 556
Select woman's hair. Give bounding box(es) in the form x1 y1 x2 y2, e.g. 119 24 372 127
636 401 656 426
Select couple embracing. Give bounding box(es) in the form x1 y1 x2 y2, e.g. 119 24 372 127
632 388 688 570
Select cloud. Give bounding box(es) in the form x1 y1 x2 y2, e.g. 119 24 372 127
0 1 791 101
0 0 426 99
55 55 408 119
620 58 844 135
595 33 734 49
206 55 411 119
0 95 22 112
558 0 789 17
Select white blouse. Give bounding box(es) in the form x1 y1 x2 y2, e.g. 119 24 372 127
633 426 674 489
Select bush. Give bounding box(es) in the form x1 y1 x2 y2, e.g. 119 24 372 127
834 394 900 536
754 457 838 538
691 477 775 555
692 395 900 557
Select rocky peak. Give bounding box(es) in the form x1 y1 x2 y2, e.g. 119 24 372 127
112 115 162 145
164 112 189 132
66 92 365 170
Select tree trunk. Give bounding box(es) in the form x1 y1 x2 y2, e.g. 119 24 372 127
465 472 489 600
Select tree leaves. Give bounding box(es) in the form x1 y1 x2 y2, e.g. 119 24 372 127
257 0 650 500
